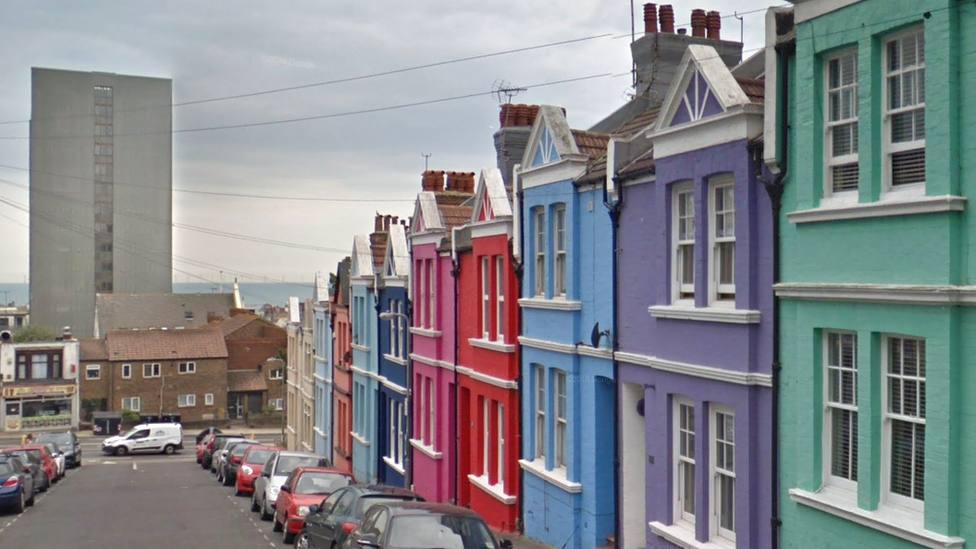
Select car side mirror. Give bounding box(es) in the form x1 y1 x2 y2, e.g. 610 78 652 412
280 484 290 493
356 534 380 548
309 504 320 514
500 540 514 549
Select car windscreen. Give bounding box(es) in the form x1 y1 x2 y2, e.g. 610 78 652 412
274 456 325 476
0 462 15 475
357 495 422 517
293 472 353 495
230 443 255 456
388 515 497 549
244 449 274 465
217 437 244 450
26 450 43 461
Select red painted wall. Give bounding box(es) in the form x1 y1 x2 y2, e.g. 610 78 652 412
332 303 354 474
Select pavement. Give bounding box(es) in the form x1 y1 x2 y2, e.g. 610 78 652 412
493 529 564 549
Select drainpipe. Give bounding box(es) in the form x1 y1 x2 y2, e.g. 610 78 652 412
451 226 461 505
749 30 791 549
512 164 526 534
604 169 623 549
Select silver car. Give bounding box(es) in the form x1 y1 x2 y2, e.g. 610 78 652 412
251 450 330 521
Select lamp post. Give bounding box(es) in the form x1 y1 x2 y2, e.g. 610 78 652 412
379 310 412 489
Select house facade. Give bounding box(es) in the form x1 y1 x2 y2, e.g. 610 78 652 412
312 272 333 459
286 298 316 452
331 258 354 474
208 312 287 420
515 105 615 549
771 1 973 548
456 168 520 532
408 170 474 504
376 220 410 487
2 335 80 432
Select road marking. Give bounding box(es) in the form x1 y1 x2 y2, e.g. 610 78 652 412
132 462 138 470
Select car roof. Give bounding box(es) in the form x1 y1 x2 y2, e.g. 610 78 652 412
244 445 281 452
275 451 325 458
351 485 423 498
382 502 481 518
292 466 353 476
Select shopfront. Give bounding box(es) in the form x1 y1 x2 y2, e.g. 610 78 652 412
2 384 78 431
0 338 81 432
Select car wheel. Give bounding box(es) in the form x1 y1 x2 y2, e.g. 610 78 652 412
260 500 273 521
163 445 175 455
38 476 48 492
115 446 128 457
272 513 283 532
12 490 24 513
283 527 295 544
295 531 311 549
223 474 234 487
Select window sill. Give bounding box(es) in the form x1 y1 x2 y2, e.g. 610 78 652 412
409 438 442 460
519 458 582 494
383 354 408 366
787 195 967 224
467 474 517 505
351 344 370 352
382 456 405 475
468 338 517 354
518 297 582 311
649 522 729 549
648 305 760 324
410 327 442 338
351 432 370 447
789 487 964 549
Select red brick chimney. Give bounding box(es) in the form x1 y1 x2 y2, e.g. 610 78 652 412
445 171 459 191
706 11 721 40
644 3 658 34
691 9 707 37
466 172 477 193
383 215 392 231
422 170 444 192
659 4 675 34
374 214 383 232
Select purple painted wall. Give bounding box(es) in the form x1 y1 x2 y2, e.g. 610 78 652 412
616 138 774 548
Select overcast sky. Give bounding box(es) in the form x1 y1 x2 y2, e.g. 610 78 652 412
0 0 772 284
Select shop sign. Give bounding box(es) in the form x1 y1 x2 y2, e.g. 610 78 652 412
1 385 77 399
7 414 73 431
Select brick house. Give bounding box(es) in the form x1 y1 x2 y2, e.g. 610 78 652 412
80 329 228 423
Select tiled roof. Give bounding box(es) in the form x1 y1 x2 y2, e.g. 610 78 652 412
205 313 260 337
370 233 388 269
577 106 659 185
227 370 268 392
572 130 611 160
95 293 235 336
736 77 765 104
612 106 661 137
434 191 472 208
105 329 228 362
618 148 656 177
79 339 108 361
439 204 472 229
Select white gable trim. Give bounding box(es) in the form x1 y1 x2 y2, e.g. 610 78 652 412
651 108 763 160
521 105 580 168
469 168 512 224
615 351 773 387
409 232 444 247
655 44 752 132
520 158 589 190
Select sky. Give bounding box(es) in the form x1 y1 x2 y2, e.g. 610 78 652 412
0 0 773 284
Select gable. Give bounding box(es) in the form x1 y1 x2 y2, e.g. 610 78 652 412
469 168 512 224
655 44 752 133
670 70 724 126
478 192 494 222
521 105 579 169
532 126 561 167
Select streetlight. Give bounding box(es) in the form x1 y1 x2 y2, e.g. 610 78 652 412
379 310 412 489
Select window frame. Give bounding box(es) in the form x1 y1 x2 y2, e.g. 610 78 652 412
86 364 101 380
535 366 546 461
674 397 696 528
427 376 436 449
122 363 131 379
823 331 859 492
143 363 160 378
534 208 546 297
881 335 926 513
269 367 283 380
823 47 861 203
122 396 140 412
671 183 696 304
481 256 491 339
428 259 436 330
205 393 214 406
710 405 736 545
397 300 405 359
554 370 568 470
554 204 567 297
708 176 736 305
496 256 505 341
497 401 505 488
178 394 196 408
178 361 196 374
882 27 926 197
483 397 490 477
417 259 426 329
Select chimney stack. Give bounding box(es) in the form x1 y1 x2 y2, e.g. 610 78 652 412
643 3 658 34
659 4 675 34
706 11 721 40
384 215 392 231
374 214 383 232
392 216 398 226
422 170 446 192
446 171 459 191
691 9 707 37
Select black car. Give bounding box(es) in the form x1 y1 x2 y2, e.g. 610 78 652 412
0 456 35 512
210 436 246 474
195 427 222 446
295 485 424 549
340 502 512 549
0 450 48 493
219 440 258 486
36 431 81 468
201 434 243 470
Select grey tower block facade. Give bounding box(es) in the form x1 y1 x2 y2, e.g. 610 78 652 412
30 68 173 338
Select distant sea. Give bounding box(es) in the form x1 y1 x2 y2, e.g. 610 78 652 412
0 282 312 309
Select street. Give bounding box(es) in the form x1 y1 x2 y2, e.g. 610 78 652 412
0 435 292 548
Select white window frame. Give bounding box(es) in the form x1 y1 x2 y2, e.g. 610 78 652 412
882 335 926 513
483 397 490 476
481 257 490 338
674 398 696 528
418 260 426 329
495 256 505 342
672 183 696 304
178 394 196 407
270 367 283 380
205 393 214 406
418 376 426 443
428 260 436 330
397 300 405 359
178 361 196 374
122 396 140 412
535 366 546 461
397 401 404 466
554 370 567 470
122 363 131 379
823 331 859 491
143 363 160 378
427 376 436 448
823 48 860 204
882 27 926 198
554 204 567 297
534 209 546 297
497 402 505 488
389 300 397 358
271 398 283 411
710 405 736 545
86 364 101 380
708 176 736 305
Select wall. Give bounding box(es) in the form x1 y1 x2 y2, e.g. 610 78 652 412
106 358 227 422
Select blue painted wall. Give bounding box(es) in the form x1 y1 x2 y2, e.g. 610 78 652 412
351 281 379 484
376 286 409 487
313 305 333 460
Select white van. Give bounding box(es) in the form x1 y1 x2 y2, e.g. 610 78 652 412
102 423 184 456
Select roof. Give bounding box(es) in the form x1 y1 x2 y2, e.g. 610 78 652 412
736 77 765 104
383 224 410 279
79 339 108 361
571 130 610 160
104 328 228 362
95 293 235 337
618 148 656 178
469 168 512 223
205 313 262 337
655 44 753 132
384 501 480 518
612 106 661 137
439 204 472 229
227 369 268 392
576 106 660 185
351 235 373 279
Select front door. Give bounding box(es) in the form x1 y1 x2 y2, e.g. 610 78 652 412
228 393 244 420
247 393 263 415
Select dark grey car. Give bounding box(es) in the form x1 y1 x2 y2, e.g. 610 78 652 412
36 431 81 468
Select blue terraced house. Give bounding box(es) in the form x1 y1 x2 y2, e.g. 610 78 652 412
350 218 387 485
312 271 333 459
376 220 411 488
514 105 616 549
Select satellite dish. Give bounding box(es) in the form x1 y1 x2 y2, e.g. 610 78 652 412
591 323 601 348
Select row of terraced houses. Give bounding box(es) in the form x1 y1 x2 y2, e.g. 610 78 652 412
285 1 976 548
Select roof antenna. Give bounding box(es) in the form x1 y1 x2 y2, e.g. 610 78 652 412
422 153 432 171
733 11 744 44
492 79 527 128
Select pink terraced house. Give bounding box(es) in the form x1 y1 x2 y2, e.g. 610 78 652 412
408 169 475 504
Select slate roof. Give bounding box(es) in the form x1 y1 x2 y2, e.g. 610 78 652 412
95 293 235 337
440 204 472 229
227 370 268 392
79 339 108 361
736 77 765 104
104 329 228 362
576 106 660 185
471 168 512 222
571 130 610 160
385 224 411 278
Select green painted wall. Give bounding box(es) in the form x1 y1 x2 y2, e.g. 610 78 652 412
778 0 976 547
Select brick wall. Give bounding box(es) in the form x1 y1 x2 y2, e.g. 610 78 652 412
227 339 285 371
108 358 228 422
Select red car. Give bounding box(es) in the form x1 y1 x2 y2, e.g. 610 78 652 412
273 467 355 544
235 445 280 497
4 446 57 486
196 434 214 464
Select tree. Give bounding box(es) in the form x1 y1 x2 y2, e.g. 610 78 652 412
329 272 338 297
13 325 59 343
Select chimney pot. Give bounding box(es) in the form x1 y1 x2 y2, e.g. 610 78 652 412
677 28 687 35
691 9 707 37
374 214 383 232
659 4 675 34
384 215 392 231
706 11 721 40
392 216 398 225
643 3 658 34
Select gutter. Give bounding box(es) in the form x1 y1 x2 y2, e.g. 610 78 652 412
451 226 461 505
605 174 623 549
512 164 526 534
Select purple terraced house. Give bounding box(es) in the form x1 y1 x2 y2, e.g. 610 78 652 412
613 43 774 549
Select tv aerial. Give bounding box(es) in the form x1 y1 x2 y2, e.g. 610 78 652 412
491 79 526 104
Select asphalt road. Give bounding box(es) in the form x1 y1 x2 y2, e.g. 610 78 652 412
0 435 291 548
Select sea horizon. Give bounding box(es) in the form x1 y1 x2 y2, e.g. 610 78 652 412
0 281 313 309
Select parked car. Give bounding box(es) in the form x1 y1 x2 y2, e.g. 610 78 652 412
219 440 258 486
201 434 243 470
235 445 279 497
38 442 65 480
295 485 424 549
36 431 81 468
196 434 214 464
210 436 246 475
102 423 184 456
0 455 35 513
0 450 49 493
16 446 58 486
340 502 513 549
194 426 222 445
252 450 331 522
272 467 356 543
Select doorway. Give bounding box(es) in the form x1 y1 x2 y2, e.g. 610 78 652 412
620 382 647 549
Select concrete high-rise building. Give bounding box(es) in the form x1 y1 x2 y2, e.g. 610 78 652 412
30 68 173 339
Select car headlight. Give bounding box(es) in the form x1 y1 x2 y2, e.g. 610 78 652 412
241 466 253 475
297 506 310 517
269 486 279 497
